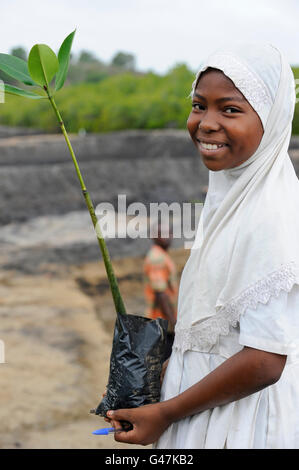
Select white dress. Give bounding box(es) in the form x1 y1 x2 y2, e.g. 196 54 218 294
154 251 299 449
152 43 299 450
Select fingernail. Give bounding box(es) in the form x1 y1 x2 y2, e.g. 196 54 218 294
107 410 113 417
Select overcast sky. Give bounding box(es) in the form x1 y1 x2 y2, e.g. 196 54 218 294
2 0 299 73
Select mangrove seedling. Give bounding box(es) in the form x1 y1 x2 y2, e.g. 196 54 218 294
0 30 126 316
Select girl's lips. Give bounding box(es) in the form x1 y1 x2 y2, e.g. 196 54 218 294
197 140 229 157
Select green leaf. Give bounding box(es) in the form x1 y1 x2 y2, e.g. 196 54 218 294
28 44 59 88
0 53 36 86
55 29 76 91
4 83 45 99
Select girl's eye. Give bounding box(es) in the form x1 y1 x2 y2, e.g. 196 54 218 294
192 103 205 111
224 107 240 114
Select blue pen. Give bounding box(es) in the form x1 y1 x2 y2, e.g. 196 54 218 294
92 427 125 435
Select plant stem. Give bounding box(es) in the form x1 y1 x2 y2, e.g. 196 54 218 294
46 89 127 316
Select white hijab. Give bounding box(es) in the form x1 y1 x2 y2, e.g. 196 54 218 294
175 44 299 349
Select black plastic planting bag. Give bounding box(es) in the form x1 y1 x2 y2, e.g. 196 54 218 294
93 312 168 417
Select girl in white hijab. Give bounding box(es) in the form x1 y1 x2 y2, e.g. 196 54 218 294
107 43 299 449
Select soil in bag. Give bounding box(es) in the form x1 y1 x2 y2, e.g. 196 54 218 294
93 311 168 417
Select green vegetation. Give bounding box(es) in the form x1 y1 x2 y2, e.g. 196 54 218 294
0 63 194 133
1 43 299 134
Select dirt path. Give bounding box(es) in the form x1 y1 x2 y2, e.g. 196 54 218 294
0 248 188 449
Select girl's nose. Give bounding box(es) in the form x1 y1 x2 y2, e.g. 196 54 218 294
198 112 221 132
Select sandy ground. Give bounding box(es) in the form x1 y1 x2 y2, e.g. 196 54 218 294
0 248 188 449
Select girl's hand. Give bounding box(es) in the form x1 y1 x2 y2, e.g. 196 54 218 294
160 358 169 385
107 403 171 446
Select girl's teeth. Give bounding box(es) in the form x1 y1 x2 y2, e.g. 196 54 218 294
201 142 224 150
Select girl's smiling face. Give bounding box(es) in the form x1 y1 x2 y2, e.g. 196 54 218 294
187 68 264 171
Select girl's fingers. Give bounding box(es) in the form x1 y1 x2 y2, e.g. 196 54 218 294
107 409 133 426
109 418 136 443
111 417 124 429
114 428 136 444
107 410 134 432
106 405 166 446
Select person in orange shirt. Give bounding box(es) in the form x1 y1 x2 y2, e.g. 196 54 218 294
144 223 178 360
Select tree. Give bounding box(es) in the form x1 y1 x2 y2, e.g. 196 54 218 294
111 52 135 70
10 46 27 61
78 50 100 64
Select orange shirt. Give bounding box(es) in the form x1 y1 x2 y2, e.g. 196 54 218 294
143 244 178 321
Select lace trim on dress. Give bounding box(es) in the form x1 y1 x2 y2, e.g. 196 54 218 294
173 262 298 353
191 53 272 113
